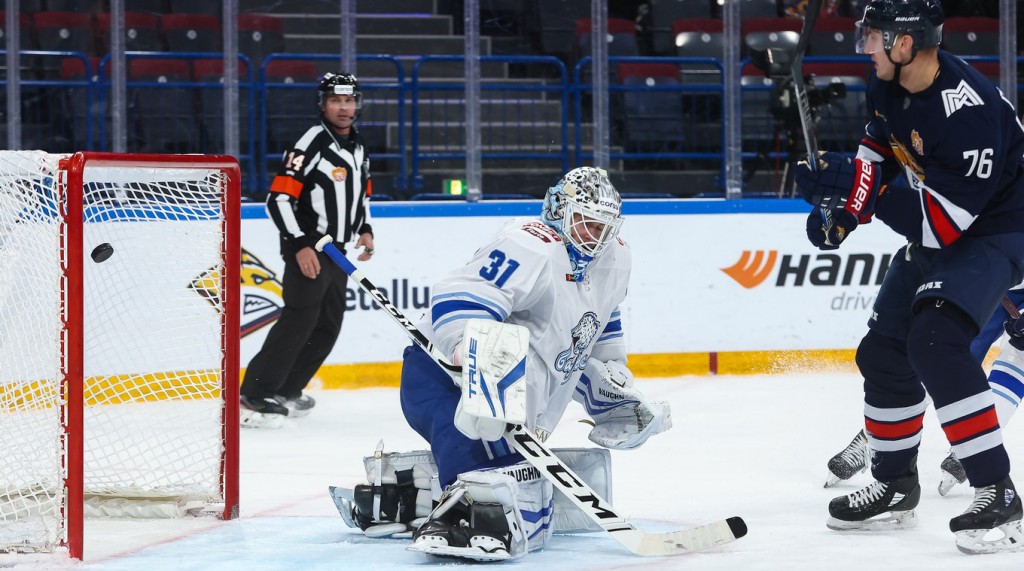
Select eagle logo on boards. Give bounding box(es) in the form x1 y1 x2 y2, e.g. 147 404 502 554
189 248 285 338
911 130 923 155
555 312 601 384
332 167 348 182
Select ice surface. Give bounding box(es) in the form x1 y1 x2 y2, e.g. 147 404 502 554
3 371 1022 570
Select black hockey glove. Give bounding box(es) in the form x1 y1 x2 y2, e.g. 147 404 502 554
1003 316 1024 351
795 152 880 223
806 207 858 251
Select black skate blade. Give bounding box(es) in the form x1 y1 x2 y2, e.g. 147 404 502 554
727 517 748 539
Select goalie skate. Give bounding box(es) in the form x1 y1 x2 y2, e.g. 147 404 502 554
950 476 1024 555
937 451 967 497
824 429 869 488
826 474 921 531
408 515 515 562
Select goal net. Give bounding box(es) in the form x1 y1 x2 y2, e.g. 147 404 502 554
0 151 240 559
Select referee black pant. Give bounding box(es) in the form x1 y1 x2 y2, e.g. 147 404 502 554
241 250 349 401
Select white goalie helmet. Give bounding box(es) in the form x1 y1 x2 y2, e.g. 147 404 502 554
541 167 624 260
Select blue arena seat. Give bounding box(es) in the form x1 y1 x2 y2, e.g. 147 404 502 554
619 63 685 152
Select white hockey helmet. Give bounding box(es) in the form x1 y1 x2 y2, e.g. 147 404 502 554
541 166 623 259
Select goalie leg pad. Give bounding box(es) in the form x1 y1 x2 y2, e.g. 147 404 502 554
549 448 613 533
484 463 554 551
331 447 438 538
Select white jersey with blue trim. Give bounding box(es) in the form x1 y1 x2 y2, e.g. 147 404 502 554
418 216 631 435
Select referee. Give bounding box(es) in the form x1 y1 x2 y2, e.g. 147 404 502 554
240 72 375 428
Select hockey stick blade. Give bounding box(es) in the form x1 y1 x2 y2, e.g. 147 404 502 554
315 236 747 556
509 424 746 556
792 0 823 171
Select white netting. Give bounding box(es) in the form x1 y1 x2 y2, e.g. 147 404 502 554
0 151 65 552
0 152 232 554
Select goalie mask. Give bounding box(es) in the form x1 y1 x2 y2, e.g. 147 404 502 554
541 167 623 282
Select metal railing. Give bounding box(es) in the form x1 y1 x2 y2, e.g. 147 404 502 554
3 51 1022 198
409 55 570 189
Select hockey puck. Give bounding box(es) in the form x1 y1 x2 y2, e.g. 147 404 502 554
90 243 114 263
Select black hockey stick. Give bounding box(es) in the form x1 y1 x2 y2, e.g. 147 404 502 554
314 236 747 556
793 0 823 171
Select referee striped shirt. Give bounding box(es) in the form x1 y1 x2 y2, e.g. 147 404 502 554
266 121 373 255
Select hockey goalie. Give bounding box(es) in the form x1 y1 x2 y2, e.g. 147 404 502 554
329 167 672 561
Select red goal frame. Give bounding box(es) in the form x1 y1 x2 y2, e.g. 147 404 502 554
59 152 240 559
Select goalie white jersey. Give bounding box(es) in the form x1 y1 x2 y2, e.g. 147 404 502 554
419 216 631 435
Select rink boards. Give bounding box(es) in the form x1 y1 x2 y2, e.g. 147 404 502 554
239 198 903 386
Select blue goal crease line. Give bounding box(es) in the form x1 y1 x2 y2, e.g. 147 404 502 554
240 198 809 220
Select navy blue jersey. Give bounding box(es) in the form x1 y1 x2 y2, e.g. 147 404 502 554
858 51 1024 248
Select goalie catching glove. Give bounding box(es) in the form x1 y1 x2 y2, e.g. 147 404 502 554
453 319 529 442
573 359 672 450
795 151 880 224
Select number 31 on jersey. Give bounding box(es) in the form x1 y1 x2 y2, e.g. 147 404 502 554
479 249 520 287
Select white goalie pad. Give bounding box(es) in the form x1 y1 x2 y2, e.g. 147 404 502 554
454 319 529 442
547 448 613 533
330 444 439 538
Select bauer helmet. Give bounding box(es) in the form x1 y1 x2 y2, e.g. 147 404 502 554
317 72 362 110
541 166 623 272
856 0 943 56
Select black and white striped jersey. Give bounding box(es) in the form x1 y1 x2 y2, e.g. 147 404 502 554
266 121 373 255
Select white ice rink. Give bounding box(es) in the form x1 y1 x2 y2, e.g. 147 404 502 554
5 371 1024 570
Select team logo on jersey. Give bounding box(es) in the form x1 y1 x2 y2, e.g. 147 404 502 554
332 167 348 182
555 312 601 383
941 80 983 118
911 130 923 155
189 248 285 338
889 137 925 183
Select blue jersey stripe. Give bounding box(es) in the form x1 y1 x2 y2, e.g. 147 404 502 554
432 291 508 321
432 299 503 324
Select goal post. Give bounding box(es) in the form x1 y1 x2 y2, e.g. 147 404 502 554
0 151 240 560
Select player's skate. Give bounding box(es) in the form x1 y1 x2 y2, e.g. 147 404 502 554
408 470 528 562
824 429 869 487
239 395 288 428
949 475 1024 554
937 451 967 496
274 392 316 418
826 472 921 531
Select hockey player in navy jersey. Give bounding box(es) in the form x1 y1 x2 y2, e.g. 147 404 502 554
825 287 1024 496
330 167 672 561
794 0 1024 554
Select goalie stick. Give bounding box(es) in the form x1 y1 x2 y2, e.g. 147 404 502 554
314 236 747 557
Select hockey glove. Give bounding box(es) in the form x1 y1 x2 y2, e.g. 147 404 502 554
795 151 880 223
806 207 858 251
453 319 529 442
573 360 672 450
1004 315 1024 351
